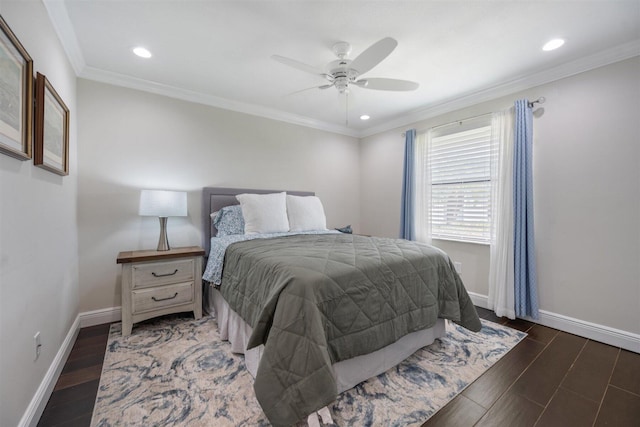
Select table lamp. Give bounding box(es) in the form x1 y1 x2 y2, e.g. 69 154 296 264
139 189 188 251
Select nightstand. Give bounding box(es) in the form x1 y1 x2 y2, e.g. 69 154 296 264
117 246 205 336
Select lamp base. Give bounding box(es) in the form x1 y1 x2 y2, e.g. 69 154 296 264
157 217 170 251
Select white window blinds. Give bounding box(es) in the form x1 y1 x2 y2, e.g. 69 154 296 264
429 120 492 243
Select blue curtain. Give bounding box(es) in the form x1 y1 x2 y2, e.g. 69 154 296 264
400 129 416 240
513 100 539 319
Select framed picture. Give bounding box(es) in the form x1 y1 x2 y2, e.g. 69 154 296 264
0 14 33 160
34 72 69 176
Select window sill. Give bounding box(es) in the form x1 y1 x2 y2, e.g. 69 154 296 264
432 237 490 246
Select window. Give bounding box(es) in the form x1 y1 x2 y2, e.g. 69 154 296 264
422 117 492 244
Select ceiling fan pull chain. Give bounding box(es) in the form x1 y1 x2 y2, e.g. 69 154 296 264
345 91 349 127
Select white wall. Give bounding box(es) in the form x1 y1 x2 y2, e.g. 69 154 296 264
77 79 360 312
360 57 640 338
0 2 79 426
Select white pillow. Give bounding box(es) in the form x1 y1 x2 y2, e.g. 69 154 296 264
236 192 289 234
286 195 328 232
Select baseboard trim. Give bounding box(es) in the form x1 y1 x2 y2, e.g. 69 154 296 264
468 292 489 309
467 291 639 353
533 310 640 353
19 315 81 427
79 306 122 328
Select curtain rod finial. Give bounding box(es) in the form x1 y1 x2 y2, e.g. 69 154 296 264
528 97 546 108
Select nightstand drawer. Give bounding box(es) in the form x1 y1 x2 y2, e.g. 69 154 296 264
132 281 194 314
132 259 195 289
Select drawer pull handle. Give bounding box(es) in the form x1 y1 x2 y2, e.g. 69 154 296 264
152 292 178 302
152 269 178 278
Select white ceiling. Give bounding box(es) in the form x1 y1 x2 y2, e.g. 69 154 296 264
44 1 640 137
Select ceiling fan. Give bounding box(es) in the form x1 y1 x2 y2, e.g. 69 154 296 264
272 37 419 95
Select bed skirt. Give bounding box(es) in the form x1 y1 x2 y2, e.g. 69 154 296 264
205 283 446 394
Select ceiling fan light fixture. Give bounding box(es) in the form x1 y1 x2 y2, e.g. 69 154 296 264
133 46 152 58
335 77 349 93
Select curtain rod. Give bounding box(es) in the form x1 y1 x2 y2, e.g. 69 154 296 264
401 112 492 138
401 97 546 137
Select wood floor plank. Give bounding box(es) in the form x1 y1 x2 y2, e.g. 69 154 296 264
76 324 111 340
42 379 99 410
610 349 640 395
504 318 534 332
525 324 558 345
69 333 109 351
37 393 95 427
560 340 618 402
510 331 586 406
53 365 104 391
474 307 492 317
462 338 546 409
66 341 109 362
421 394 485 427
61 352 106 375
594 386 640 427
535 387 599 427
474 392 543 427
49 413 92 427
477 310 509 325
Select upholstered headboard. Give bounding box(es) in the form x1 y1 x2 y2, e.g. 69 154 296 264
201 187 314 256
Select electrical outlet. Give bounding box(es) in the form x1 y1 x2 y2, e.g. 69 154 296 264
34 332 41 361
453 262 462 274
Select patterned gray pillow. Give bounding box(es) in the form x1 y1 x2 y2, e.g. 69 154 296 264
212 205 245 236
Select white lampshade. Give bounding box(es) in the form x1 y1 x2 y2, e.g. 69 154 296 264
139 190 187 217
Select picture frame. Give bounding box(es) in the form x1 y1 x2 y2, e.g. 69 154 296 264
0 14 34 160
34 72 69 176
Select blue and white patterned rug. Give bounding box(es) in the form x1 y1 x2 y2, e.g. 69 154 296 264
91 315 526 426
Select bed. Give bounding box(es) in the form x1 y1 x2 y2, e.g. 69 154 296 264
201 187 481 426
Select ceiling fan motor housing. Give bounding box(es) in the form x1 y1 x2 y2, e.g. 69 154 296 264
327 59 360 93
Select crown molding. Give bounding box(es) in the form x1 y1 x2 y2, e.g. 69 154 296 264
42 0 85 75
80 66 360 138
360 39 640 138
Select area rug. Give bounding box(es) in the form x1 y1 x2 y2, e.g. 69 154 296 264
91 315 526 426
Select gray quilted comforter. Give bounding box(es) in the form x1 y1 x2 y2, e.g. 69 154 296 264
219 233 481 426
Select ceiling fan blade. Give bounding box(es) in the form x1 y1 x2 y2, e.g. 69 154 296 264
286 83 334 96
356 77 419 91
271 55 328 79
349 37 397 75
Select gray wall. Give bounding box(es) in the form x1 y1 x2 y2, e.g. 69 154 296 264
0 2 79 426
360 57 640 336
77 79 361 312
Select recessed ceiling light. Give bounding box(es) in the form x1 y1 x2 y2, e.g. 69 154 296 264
360 115 370 120
542 39 565 51
133 47 152 58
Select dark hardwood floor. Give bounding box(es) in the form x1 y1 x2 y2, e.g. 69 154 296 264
37 307 640 426
37 323 111 427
